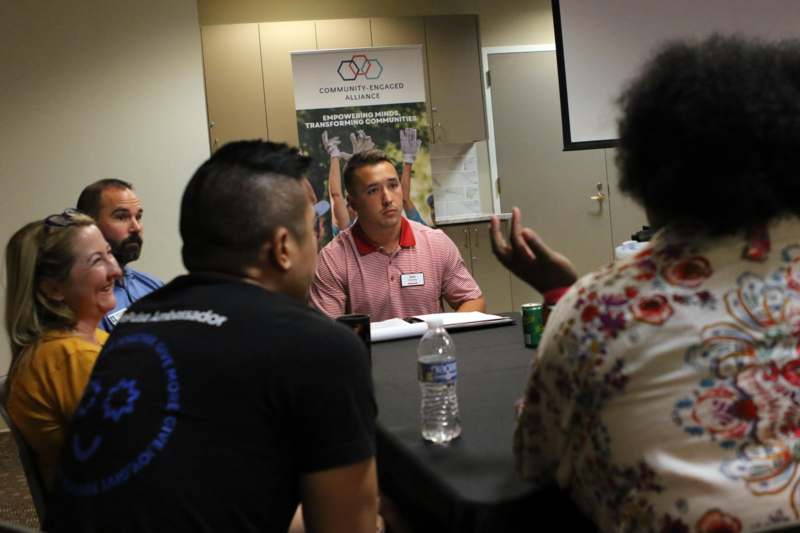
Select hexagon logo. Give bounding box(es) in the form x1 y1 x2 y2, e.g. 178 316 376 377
351 54 369 72
337 54 383 81
365 59 383 80
337 60 358 81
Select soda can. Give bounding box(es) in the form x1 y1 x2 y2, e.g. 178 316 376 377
521 303 544 348
542 303 556 327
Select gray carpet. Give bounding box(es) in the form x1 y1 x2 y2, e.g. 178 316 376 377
0 431 39 530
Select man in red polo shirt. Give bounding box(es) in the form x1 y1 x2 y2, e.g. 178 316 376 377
310 150 485 321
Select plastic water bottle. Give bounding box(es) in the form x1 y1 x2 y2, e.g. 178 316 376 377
417 318 461 443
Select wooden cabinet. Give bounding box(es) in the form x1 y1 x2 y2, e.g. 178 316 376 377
370 17 433 128
199 15 488 152
315 18 372 49
200 24 268 151
442 224 472 270
424 16 487 143
370 17 426 48
441 221 512 314
258 21 316 145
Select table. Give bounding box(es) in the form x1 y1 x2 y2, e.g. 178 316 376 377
372 313 596 532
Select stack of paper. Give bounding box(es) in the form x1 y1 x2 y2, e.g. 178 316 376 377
370 312 512 343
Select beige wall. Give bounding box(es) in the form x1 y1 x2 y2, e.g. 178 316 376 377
197 0 555 46
0 0 554 412
0 1 210 382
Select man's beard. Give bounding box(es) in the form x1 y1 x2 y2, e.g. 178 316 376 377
110 234 142 267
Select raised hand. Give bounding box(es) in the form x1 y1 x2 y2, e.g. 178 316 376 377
321 131 348 160
399 128 422 164
341 130 375 161
489 207 578 295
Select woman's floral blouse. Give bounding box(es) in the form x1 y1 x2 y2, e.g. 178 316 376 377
514 219 800 533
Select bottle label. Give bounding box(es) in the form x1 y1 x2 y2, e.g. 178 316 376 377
418 361 457 384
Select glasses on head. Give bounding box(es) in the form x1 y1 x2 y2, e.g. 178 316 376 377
44 208 83 229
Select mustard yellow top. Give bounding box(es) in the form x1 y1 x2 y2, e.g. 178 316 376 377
6 329 107 489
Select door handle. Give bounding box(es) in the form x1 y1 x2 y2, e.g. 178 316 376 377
590 182 606 203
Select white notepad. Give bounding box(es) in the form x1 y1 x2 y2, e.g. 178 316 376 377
370 312 512 343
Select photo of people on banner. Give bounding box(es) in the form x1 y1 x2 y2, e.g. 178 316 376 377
297 103 433 248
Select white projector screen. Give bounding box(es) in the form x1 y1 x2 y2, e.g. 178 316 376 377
552 0 800 150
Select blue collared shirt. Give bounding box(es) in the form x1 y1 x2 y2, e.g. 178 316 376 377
404 206 428 226
100 267 164 331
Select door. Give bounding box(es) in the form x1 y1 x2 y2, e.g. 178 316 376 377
201 24 268 152
487 50 613 309
259 21 316 146
425 16 486 143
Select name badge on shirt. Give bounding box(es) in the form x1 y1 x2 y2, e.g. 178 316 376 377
107 307 128 326
401 273 425 288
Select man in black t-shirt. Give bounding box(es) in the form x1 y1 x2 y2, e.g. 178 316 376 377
47 141 378 533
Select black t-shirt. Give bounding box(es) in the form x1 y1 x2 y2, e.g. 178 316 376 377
47 272 376 533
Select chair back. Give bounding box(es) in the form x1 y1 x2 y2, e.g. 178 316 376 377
0 379 48 524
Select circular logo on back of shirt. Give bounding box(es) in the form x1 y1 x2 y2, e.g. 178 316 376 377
61 332 181 496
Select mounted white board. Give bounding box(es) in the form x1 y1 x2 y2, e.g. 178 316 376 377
552 0 800 150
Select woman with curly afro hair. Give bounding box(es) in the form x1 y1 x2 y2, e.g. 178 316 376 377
494 35 800 532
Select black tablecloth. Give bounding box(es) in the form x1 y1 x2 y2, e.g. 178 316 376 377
372 313 597 532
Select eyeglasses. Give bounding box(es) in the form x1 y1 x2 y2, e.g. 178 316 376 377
44 208 83 229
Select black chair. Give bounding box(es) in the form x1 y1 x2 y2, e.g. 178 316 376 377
0 379 48 524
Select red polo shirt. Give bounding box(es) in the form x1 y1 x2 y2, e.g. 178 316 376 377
310 218 482 322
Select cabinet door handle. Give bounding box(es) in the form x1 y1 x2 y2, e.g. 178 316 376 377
590 182 606 203
434 123 445 143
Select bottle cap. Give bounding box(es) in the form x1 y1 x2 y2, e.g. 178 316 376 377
425 317 444 330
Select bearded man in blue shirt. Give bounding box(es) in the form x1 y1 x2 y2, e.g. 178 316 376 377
77 179 163 331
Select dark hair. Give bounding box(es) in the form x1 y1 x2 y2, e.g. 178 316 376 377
616 35 800 235
343 149 394 194
76 178 133 219
180 140 312 274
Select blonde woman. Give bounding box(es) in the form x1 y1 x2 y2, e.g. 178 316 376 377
4 209 122 488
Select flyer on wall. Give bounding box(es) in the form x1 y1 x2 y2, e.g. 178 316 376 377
291 45 433 247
